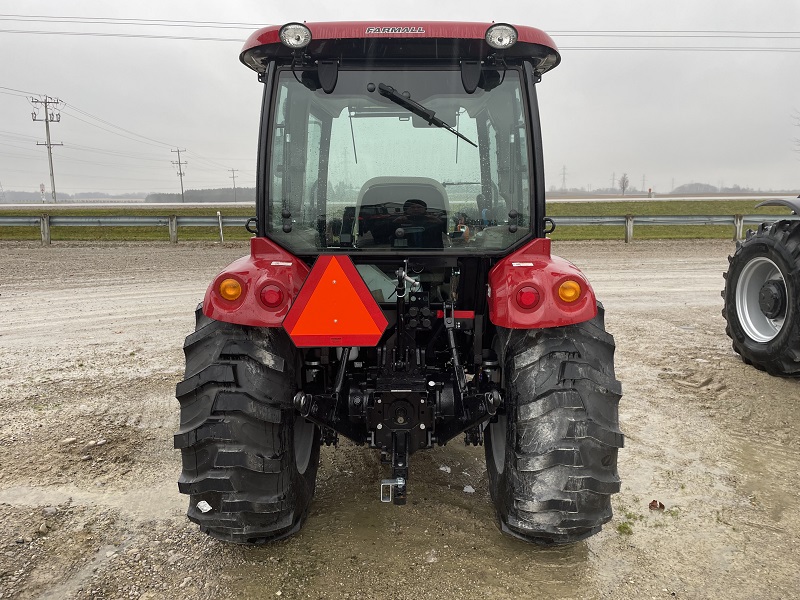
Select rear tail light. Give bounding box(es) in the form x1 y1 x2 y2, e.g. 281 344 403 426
260 284 284 308
516 286 540 309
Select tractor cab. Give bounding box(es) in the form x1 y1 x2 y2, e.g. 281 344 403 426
241 22 560 255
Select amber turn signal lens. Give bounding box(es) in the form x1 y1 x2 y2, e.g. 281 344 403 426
219 278 242 301
558 280 582 303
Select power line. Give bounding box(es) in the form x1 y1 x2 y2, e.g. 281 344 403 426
50 153 172 170
60 107 175 149
59 142 168 161
62 102 175 148
560 46 800 52
551 29 800 35
183 150 232 172
0 144 47 160
0 85 40 97
4 93 249 187
1 23 800 51
1 16 798 36
0 31 793 52
0 148 44 159
0 28 243 42
0 14 262 28
0 129 40 140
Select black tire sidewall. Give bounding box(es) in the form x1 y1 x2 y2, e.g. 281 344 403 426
485 336 513 520
290 412 321 500
725 231 800 362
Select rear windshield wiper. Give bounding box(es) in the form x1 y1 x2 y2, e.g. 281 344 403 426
378 83 477 148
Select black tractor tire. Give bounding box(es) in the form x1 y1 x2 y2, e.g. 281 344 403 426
174 305 320 543
485 304 623 544
722 220 800 377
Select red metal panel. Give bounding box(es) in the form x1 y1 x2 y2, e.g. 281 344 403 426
242 21 557 54
435 310 475 319
488 238 597 329
283 255 389 347
202 237 309 327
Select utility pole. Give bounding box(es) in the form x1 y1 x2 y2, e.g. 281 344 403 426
30 95 63 202
611 172 616 191
171 148 187 202
229 168 238 202
642 174 646 193
561 165 567 191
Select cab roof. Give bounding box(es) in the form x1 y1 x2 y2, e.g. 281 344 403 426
240 21 560 75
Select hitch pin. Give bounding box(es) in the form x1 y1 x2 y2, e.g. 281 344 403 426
403 275 420 291
380 477 405 503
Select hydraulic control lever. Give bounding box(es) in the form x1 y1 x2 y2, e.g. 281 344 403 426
443 301 467 395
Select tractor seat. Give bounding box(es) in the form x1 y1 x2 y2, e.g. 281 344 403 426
353 177 449 248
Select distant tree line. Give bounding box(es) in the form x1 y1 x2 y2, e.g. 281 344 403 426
0 187 256 203
0 191 145 203
547 182 778 195
144 188 255 203
671 183 755 194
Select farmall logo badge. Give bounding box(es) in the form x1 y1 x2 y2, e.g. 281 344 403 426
365 26 426 34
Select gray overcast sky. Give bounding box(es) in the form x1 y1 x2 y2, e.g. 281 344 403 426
1 0 799 197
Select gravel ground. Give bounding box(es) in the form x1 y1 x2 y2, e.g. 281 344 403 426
0 239 798 600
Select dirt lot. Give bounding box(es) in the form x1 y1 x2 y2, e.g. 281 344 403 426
0 239 798 600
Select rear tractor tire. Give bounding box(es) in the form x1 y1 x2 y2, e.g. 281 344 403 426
174 305 320 543
722 220 800 377
485 305 623 544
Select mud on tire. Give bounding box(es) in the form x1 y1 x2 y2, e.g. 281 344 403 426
722 220 800 377
485 305 623 544
174 305 320 543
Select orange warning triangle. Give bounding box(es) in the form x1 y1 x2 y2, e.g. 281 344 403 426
283 255 388 347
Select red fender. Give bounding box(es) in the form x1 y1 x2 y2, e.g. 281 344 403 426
488 238 597 328
203 237 309 327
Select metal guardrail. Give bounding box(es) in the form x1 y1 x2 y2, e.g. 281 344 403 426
0 213 797 244
551 213 799 242
0 213 250 244
0 215 248 227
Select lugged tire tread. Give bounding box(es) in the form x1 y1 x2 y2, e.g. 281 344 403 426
722 219 800 377
486 305 623 545
175 308 319 544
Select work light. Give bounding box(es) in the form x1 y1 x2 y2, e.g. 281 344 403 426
485 24 518 49
279 23 312 49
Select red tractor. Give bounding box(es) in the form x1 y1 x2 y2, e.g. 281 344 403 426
175 21 623 545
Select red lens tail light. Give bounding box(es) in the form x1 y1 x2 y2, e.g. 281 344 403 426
516 286 540 309
260 284 284 308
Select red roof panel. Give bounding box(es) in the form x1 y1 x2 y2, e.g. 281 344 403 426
242 21 558 55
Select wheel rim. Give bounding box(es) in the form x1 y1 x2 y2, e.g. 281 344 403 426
735 256 787 342
489 414 507 475
293 415 316 475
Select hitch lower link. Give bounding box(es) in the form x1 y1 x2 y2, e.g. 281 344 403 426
381 421 411 505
